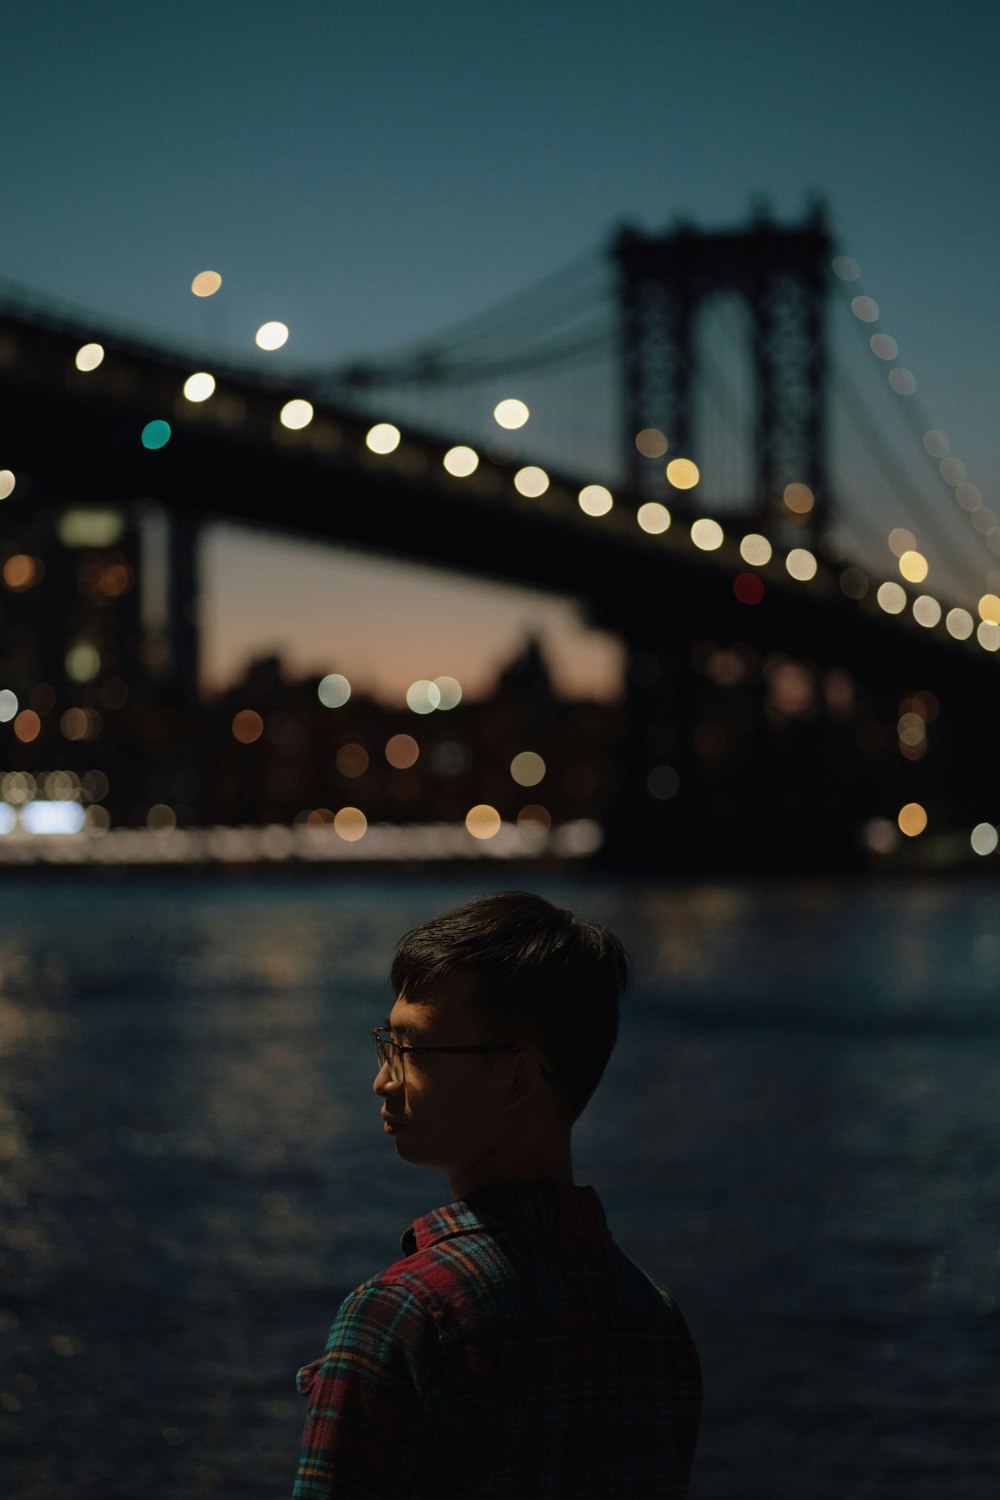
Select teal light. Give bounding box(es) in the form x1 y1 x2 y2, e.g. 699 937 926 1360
141 419 172 450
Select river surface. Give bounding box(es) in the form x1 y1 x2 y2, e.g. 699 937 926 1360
1 871 998 1498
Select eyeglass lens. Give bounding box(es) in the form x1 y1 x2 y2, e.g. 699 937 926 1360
377 1033 403 1082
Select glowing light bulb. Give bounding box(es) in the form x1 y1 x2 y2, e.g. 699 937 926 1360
255 321 289 351
493 399 529 429
690 518 723 551
578 484 613 516
280 399 314 430
465 804 501 840
876 582 906 614
786 548 817 581
183 372 216 402
443 446 478 477
912 595 941 628
366 423 400 454
666 458 700 490
637 502 670 535
75 343 105 372
514 466 549 498
191 270 222 297
898 551 928 584
740 534 772 566
141 420 171 450
897 802 927 837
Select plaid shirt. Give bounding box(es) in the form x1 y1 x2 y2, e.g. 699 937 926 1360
293 1177 701 1499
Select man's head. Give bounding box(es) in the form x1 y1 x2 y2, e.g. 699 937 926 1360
373 891 630 1195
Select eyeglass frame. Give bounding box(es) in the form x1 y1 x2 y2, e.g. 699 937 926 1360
373 1024 557 1084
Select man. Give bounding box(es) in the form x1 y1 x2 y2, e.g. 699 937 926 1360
293 890 702 1498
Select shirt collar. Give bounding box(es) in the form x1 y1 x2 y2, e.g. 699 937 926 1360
401 1177 609 1256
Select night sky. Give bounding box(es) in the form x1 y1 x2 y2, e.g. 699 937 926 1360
3 0 998 700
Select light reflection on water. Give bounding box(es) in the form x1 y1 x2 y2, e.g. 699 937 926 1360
1 874 999 1499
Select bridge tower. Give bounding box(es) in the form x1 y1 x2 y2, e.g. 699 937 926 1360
614 203 833 542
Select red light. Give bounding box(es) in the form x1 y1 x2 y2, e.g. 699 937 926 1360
734 572 764 605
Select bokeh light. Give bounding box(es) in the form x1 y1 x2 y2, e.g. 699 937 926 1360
385 734 419 769
647 765 680 800
517 805 551 836
510 751 545 787
465 804 501 839
851 296 879 322
783 483 814 514
147 804 177 834
970 823 999 856
637 502 670 534
832 256 860 280
666 458 700 489
888 369 916 395
734 572 765 605
870 333 898 360
232 709 264 744
897 802 927 837
977 593 1000 623
334 807 367 841
336 743 369 777
956 482 982 511
945 607 974 640
912 594 941 628
840 567 869 599
443 446 479 477
3 554 39 590
977 621 1000 652
578 484 613 516
366 423 401 454
898 550 928 583
514 466 549 497
0 689 19 722
65 642 100 682
635 428 668 458
183 372 216 403
406 680 441 714
255 321 289 350
786 548 817 581
876 582 907 615
740 533 772 566
317 673 351 707
690 518 723 551
141 420 171 450
493 399 529 429
74 343 105 372
888 527 916 557
922 430 950 458
191 271 222 297
940 456 966 486
14 709 40 743
0 470 14 500
433 676 462 710
280 399 314 430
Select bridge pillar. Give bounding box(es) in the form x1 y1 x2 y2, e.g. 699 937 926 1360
614 205 833 545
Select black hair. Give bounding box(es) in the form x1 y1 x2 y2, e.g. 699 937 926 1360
389 890 630 1124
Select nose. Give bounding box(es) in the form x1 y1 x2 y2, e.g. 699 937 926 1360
373 1060 402 1098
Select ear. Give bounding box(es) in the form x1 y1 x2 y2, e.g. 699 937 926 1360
500 1048 544 1111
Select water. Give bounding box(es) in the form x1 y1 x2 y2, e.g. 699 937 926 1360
1 872 998 1499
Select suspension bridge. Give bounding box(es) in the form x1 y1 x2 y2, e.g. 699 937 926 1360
1 203 998 870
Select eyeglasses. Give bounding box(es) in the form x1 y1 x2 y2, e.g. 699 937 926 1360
373 1024 557 1085
373 1026 517 1082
